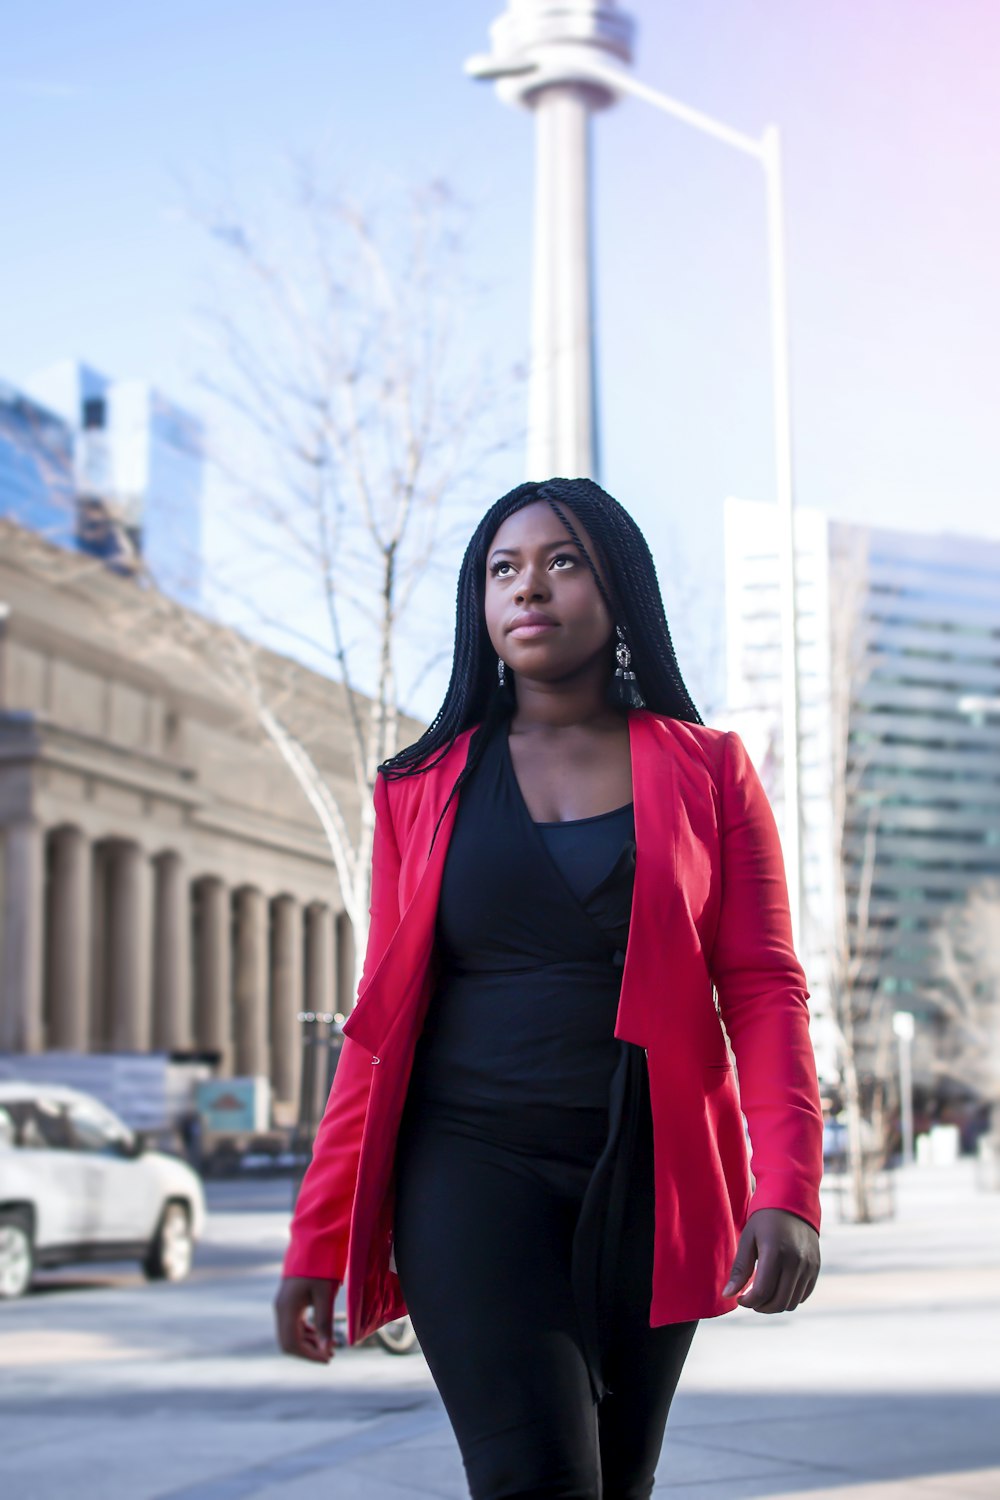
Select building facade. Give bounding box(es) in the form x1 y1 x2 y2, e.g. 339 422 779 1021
0 522 418 1122
725 497 1000 1093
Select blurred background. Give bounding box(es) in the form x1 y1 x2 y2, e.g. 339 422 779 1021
1 0 999 1314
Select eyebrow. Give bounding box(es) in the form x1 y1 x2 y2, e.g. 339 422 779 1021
489 538 583 560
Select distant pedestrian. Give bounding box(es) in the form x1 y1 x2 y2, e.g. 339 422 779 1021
275 477 823 1498
178 1109 202 1170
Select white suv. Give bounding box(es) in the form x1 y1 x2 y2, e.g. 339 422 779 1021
0 1082 206 1299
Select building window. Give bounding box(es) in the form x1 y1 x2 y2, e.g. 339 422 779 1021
82 397 106 430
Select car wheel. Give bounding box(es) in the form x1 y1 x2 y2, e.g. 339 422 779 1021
0 1211 34 1300
374 1315 419 1355
142 1201 193 1282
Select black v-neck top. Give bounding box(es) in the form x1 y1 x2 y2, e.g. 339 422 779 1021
407 721 637 1119
400 719 651 1401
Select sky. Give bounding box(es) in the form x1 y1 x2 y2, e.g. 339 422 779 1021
3 0 999 720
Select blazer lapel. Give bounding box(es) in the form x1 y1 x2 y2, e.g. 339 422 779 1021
614 710 679 1046
341 729 475 1054
344 710 692 1055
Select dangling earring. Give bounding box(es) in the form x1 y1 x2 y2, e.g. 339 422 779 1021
497 656 506 688
612 624 645 708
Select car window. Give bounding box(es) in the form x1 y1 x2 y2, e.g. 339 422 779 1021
5 1099 74 1150
65 1099 134 1155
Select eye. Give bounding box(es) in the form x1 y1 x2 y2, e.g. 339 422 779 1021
551 554 576 569
489 560 513 577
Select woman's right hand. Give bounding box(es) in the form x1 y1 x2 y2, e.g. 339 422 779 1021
274 1276 340 1363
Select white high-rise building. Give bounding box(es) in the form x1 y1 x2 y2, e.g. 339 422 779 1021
725 497 1000 1093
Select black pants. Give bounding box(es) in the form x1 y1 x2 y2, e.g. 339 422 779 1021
393 1104 697 1500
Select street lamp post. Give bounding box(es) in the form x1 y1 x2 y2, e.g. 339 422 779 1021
290 1010 343 1206
467 9 805 941
892 1009 915 1166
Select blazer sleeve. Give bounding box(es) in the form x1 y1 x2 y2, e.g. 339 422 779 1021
709 731 824 1233
282 771 402 1281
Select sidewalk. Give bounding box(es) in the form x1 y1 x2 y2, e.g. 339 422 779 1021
0 1161 997 1498
272 1162 1000 1499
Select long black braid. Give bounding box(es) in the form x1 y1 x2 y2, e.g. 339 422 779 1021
378 477 702 849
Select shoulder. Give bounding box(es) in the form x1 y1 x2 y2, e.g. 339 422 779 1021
633 710 734 775
377 724 480 820
633 712 765 805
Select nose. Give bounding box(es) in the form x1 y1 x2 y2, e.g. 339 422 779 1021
514 559 551 603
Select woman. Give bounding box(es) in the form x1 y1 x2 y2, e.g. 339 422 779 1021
276 477 824 1499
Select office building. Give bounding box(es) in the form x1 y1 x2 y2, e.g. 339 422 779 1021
0 382 76 547
725 497 1000 1092
1 361 204 606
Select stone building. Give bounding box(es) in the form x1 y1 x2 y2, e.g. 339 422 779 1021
0 520 422 1122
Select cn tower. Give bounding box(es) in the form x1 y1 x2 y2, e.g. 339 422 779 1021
467 1 636 481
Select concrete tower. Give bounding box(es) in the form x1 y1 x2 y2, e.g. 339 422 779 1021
468 1 636 481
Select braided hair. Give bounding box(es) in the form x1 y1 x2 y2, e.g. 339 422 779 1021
379 480 701 852
378 476 701 842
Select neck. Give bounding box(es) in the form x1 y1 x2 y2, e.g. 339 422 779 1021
509 673 624 735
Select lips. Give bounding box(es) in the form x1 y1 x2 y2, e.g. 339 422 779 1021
508 612 558 633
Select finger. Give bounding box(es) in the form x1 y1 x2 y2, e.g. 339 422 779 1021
798 1264 821 1306
295 1306 335 1364
737 1248 781 1309
296 1330 326 1361
752 1259 799 1314
793 1263 818 1309
722 1226 757 1297
297 1323 332 1362
274 1287 306 1355
784 1264 813 1313
780 1267 807 1312
275 1285 332 1363
312 1281 335 1359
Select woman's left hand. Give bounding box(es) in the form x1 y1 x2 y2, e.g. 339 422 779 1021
722 1208 821 1313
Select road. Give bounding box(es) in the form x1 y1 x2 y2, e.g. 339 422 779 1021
0 1163 998 1498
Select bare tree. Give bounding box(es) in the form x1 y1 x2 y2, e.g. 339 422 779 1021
8 167 522 994
932 879 1000 1151
824 528 894 1220
187 167 521 984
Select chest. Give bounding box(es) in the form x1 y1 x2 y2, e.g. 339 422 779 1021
507 724 633 823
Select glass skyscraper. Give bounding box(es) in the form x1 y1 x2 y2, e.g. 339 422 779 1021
1 360 204 606
0 381 76 548
724 495 1000 1094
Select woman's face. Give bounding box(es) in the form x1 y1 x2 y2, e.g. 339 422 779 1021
484 500 615 684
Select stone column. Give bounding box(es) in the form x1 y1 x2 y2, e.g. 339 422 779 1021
196 877 231 1072
89 842 111 1049
305 902 335 1015
0 821 45 1053
46 826 91 1051
152 851 192 1053
107 841 153 1051
269 895 302 1109
336 910 356 1014
233 886 268 1078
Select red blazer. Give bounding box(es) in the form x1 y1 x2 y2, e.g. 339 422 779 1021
283 709 824 1343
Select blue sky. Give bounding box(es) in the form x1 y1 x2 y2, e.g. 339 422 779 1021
3 0 998 718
